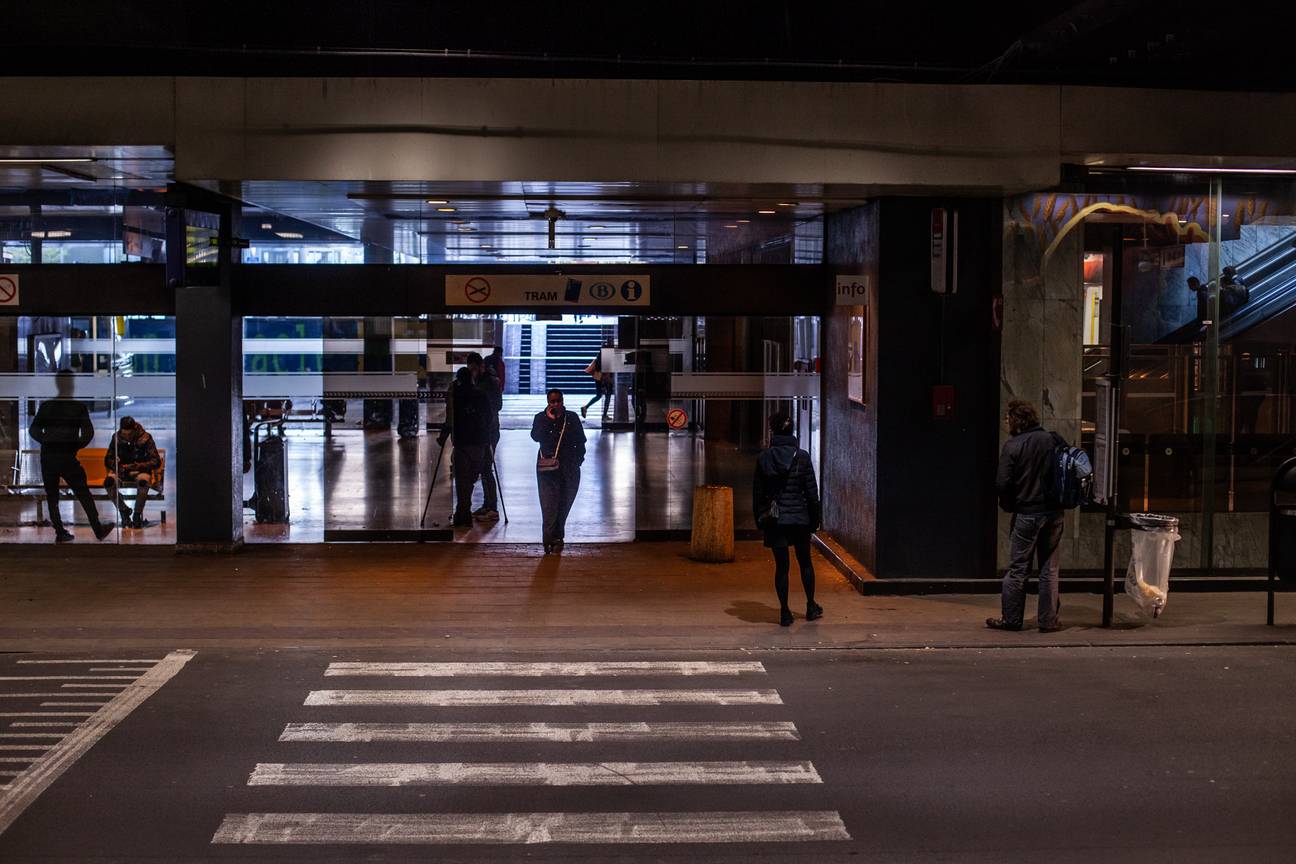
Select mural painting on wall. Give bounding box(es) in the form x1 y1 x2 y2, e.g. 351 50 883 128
1006 189 1296 344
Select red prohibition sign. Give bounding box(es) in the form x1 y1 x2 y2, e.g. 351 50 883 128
464 277 492 304
666 408 688 430
0 276 15 304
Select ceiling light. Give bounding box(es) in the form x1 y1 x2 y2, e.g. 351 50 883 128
436 207 456 213
677 245 689 250
274 231 303 239
757 209 776 215
777 202 796 207
480 243 492 249
1126 166 1296 175
724 224 739 229
45 230 72 239
737 219 751 224
459 226 476 232
588 225 606 230
0 157 95 164
426 199 448 205
260 222 273 230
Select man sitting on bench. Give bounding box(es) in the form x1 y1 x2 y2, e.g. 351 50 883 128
104 416 161 529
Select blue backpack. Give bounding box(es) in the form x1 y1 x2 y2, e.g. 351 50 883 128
1050 432 1094 510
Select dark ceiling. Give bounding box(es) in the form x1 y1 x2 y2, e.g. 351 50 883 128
1 1 1292 91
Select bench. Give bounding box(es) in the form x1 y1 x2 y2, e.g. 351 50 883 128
5 448 167 525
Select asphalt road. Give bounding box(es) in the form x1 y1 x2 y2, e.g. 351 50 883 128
0 645 1294 863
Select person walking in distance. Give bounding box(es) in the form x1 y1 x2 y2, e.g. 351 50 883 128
476 351 503 523
989 399 1065 633
28 370 113 542
104 415 161 529
531 389 586 554
579 348 612 422
753 411 822 626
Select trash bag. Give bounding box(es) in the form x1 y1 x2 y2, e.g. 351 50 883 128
1125 513 1180 618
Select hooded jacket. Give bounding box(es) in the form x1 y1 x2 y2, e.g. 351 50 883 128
753 434 820 530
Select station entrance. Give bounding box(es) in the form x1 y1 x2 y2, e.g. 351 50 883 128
241 311 820 544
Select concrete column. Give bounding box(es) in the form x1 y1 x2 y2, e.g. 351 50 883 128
173 203 244 550
0 317 17 450
362 218 394 428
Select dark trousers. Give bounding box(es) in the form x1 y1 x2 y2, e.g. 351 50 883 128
40 450 103 532
480 442 499 512
582 382 611 419
452 444 494 520
1002 511 1066 628
771 530 816 611
537 466 580 544
105 472 150 523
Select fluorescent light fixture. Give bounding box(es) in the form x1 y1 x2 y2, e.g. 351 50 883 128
588 225 606 230
737 218 751 223
436 207 456 213
426 199 449 204
724 224 739 229
0 157 95 164
1126 166 1296 175
480 243 492 249
274 231 304 239
777 202 796 207
46 230 71 239
757 209 776 215
677 244 689 250
260 222 273 230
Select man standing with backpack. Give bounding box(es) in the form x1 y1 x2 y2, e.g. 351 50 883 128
988 399 1067 633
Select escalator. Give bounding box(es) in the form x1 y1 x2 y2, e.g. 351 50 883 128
1160 231 1296 343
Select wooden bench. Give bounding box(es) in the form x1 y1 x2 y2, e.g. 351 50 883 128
6 448 167 525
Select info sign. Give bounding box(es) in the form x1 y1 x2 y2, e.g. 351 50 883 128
445 274 651 308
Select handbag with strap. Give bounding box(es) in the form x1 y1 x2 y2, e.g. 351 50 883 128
758 451 801 529
537 415 567 473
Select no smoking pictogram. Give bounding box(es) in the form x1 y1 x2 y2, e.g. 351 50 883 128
666 408 688 430
464 277 492 304
0 275 17 306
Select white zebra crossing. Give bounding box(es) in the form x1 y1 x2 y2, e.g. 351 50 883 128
248 760 822 787
280 720 801 743
214 811 851 845
213 656 850 848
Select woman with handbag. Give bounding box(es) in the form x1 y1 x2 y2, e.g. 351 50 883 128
752 411 822 626
531 389 587 554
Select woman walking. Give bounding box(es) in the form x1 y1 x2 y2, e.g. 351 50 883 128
753 412 822 626
531 389 587 554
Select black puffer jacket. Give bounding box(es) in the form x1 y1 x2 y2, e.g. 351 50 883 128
753 434 820 530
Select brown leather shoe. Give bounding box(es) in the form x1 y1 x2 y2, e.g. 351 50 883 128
985 617 1023 632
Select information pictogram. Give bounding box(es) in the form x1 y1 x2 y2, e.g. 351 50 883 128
620 279 643 302
666 407 688 430
464 276 492 304
0 274 17 306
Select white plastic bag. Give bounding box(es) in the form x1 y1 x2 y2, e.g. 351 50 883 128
1125 516 1180 618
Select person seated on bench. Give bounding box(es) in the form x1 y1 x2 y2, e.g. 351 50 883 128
104 416 161 529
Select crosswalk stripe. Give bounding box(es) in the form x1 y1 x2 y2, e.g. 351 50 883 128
0 677 138 681
325 661 767 678
16 660 162 665
61 684 128 689
0 734 63 738
212 810 851 844
0 694 104 699
9 723 79 728
305 689 782 707
248 761 821 787
39 702 108 707
280 721 801 743
0 746 53 751
0 713 94 718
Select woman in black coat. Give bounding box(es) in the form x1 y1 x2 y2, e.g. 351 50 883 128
530 388 587 554
752 412 822 626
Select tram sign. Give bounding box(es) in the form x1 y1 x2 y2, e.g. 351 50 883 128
666 407 688 429
0 274 17 307
445 274 651 307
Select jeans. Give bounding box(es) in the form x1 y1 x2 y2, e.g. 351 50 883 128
537 466 581 545
452 444 493 521
105 472 151 523
1002 511 1065 628
40 450 104 533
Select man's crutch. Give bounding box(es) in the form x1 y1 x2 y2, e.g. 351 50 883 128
489 444 509 524
420 438 448 528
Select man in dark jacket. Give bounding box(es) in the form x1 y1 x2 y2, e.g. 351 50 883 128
28 370 112 542
104 415 161 528
476 353 504 523
989 399 1064 632
753 412 822 626
438 355 497 528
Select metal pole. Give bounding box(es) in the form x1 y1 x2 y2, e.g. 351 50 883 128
491 444 509 524
420 440 446 528
1103 230 1126 628
1201 177 1223 573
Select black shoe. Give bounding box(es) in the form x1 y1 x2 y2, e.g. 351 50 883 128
580 405 588 418
806 602 823 622
985 617 1023 632
1039 623 1063 633
451 515 473 528
779 609 794 627
132 518 154 530
473 508 500 522
543 543 553 555
93 523 115 541
54 529 74 543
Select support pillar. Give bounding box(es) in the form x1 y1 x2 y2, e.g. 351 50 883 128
362 217 394 429
171 200 244 551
